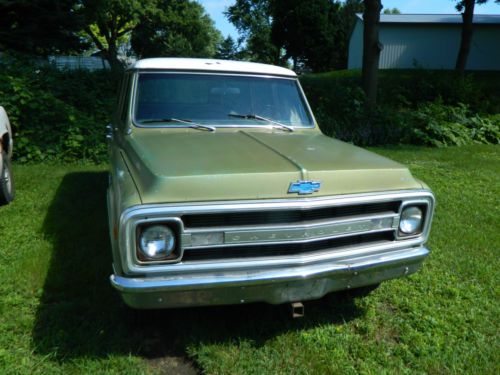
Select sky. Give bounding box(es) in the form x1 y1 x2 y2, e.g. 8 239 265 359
198 0 238 39
197 0 500 40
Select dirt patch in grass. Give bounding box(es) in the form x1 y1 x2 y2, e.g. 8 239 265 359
147 356 199 375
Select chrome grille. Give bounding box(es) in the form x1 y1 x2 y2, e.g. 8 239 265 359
182 232 394 262
179 200 404 262
120 190 435 273
182 201 401 228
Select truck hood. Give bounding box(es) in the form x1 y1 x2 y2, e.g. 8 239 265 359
122 129 422 204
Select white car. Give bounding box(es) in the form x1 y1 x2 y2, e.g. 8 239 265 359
0 106 14 205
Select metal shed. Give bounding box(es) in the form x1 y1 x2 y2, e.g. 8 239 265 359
348 14 500 70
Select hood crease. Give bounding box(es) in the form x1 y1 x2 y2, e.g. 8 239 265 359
241 130 309 180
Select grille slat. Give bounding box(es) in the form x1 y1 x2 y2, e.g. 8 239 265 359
182 201 401 228
182 232 394 262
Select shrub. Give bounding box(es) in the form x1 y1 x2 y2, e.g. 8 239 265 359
0 55 118 163
300 70 500 147
405 100 500 147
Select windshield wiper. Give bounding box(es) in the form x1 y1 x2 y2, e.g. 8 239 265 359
228 113 294 132
139 118 215 132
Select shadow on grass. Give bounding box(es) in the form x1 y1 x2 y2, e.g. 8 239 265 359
32 171 365 363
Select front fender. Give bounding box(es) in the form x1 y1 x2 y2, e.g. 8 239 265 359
108 149 142 275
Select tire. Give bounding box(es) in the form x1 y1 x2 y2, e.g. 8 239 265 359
0 150 14 205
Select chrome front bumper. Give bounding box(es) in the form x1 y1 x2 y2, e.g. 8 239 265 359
110 246 429 309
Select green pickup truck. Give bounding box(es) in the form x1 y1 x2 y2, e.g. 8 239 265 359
107 58 435 309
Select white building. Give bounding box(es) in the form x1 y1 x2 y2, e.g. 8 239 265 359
348 14 500 70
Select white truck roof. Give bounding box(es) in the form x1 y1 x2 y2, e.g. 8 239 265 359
128 58 296 77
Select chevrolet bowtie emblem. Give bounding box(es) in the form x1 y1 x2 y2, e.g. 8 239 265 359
288 180 321 195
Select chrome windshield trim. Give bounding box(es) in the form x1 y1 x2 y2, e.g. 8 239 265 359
129 71 316 129
130 71 298 79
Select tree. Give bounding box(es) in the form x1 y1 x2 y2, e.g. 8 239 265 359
337 0 364 69
271 0 342 72
131 0 221 58
361 0 382 111
79 0 153 69
454 0 490 74
0 0 86 55
215 36 240 60
383 7 401 14
225 0 281 64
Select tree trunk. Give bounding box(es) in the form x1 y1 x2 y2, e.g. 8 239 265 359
362 0 382 111
455 0 475 74
105 42 123 71
83 27 123 71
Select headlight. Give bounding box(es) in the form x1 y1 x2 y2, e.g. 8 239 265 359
399 206 423 235
138 225 176 260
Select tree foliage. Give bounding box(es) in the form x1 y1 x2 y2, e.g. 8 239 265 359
79 0 155 69
226 0 365 71
131 0 221 58
0 0 222 68
271 0 343 72
383 7 401 14
0 0 86 55
215 36 241 60
225 0 281 64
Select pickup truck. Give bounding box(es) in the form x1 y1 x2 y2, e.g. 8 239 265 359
107 58 434 309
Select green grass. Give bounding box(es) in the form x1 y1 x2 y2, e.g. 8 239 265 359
0 145 499 374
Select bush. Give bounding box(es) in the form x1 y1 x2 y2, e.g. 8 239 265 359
0 55 118 163
300 70 500 147
300 73 410 145
1 58 498 162
404 100 500 147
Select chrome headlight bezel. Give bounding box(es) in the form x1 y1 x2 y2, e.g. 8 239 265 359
397 202 428 239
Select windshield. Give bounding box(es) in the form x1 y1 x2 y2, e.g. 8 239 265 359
134 73 314 127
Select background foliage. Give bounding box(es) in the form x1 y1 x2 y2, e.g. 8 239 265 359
0 55 118 163
0 0 223 68
301 69 500 146
0 0 86 55
1 53 498 164
225 0 365 71
131 0 221 58
271 0 344 71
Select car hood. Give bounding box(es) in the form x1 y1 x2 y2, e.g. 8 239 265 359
122 129 422 204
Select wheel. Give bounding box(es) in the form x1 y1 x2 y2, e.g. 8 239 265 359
0 150 14 205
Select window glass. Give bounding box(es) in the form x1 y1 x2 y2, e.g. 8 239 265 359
134 73 313 127
121 74 132 123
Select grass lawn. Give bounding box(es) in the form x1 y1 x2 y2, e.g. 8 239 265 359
0 145 498 374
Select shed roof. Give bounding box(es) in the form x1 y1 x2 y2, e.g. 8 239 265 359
355 13 500 25
127 58 296 77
